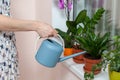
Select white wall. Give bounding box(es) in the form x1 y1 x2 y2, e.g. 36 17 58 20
52 0 85 31
10 0 80 80
10 0 39 80
52 0 67 32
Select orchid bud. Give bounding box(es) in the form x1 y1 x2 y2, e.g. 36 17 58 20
67 0 72 10
58 0 64 9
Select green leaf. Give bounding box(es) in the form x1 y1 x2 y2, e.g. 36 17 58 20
76 26 84 35
91 8 105 25
75 10 87 24
66 21 77 34
56 28 73 48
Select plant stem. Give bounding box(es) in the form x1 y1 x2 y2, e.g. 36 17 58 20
66 0 70 20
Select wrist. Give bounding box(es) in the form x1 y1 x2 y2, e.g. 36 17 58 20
30 21 40 31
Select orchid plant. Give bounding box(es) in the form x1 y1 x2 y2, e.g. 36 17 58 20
58 0 73 20
58 0 72 10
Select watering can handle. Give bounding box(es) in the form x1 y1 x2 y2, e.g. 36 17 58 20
35 34 65 52
49 34 64 49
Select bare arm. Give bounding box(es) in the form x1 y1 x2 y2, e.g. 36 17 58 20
0 15 57 37
0 15 37 31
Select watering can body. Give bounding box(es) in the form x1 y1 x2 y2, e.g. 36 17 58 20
35 36 86 68
35 39 63 67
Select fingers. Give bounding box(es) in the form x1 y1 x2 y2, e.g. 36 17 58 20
47 30 58 37
36 22 58 38
40 29 58 38
53 29 58 37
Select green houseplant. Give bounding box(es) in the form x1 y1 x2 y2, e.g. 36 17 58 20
84 36 120 80
83 9 119 80
76 8 111 74
77 31 111 74
70 8 109 63
56 10 87 57
71 8 107 64
56 9 87 48
102 36 120 80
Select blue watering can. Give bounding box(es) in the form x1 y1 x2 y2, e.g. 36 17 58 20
35 35 86 68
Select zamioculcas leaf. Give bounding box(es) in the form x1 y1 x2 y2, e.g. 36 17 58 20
75 10 87 24
66 21 77 34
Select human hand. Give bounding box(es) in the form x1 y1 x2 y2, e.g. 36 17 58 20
35 21 58 38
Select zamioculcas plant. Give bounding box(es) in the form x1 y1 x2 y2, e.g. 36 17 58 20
76 8 111 75
77 32 110 59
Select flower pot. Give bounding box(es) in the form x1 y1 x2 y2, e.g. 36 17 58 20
108 66 120 80
83 54 102 74
109 71 120 80
72 49 84 64
64 48 73 56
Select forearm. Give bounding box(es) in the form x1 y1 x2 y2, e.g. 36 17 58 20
0 15 37 31
0 15 57 37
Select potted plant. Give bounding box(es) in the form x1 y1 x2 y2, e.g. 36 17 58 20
76 8 111 74
70 9 87 64
56 9 87 58
72 8 108 64
84 35 120 80
77 31 110 74
83 10 119 80
101 36 120 80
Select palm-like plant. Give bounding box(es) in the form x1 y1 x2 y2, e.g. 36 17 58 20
75 8 111 59
76 31 110 59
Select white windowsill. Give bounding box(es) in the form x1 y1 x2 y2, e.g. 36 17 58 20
63 59 109 80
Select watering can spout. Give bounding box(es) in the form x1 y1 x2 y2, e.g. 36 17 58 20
59 51 86 62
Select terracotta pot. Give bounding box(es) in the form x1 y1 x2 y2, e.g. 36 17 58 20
72 49 84 64
83 55 102 75
64 48 73 56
